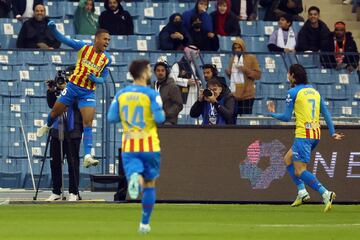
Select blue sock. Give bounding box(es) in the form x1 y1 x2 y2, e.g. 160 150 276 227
83 127 92 155
287 164 305 191
299 170 327 195
141 187 156 225
47 113 56 127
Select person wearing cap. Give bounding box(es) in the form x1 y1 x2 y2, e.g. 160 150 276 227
322 21 359 72
154 62 183 125
226 38 261 116
171 45 202 115
268 14 297 53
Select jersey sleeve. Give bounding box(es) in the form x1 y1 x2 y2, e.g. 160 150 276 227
150 91 165 124
107 92 121 123
320 97 335 136
51 26 85 50
270 89 296 122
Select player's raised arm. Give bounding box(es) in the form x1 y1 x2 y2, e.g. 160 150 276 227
151 93 165 124
107 95 121 124
47 20 85 51
268 90 295 122
320 97 344 140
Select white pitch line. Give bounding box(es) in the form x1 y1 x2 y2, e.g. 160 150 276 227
257 224 360 228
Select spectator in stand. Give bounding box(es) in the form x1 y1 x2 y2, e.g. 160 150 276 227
202 63 228 88
260 0 303 21
182 0 213 33
99 0 133 35
323 21 359 72
159 13 191 51
154 62 183 125
230 0 257 20
190 78 236 125
268 14 297 53
210 0 241 36
74 0 98 35
12 0 43 21
171 45 202 115
0 0 11 18
295 6 330 52
226 38 261 116
17 4 60 49
189 15 219 51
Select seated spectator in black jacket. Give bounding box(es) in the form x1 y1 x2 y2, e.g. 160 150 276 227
154 62 183 125
0 0 11 18
268 14 297 53
260 0 303 21
99 0 133 35
190 78 236 125
211 0 241 36
17 4 61 49
12 0 43 20
189 15 219 51
295 6 330 52
159 13 191 51
231 0 256 20
323 21 359 72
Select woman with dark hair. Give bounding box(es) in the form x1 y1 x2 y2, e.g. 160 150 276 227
99 0 133 35
74 0 98 35
210 0 241 36
159 13 191 50
182 0 213 33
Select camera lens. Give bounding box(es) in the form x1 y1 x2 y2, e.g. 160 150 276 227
203 89 213 97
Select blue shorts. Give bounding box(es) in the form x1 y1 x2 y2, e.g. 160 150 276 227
58 82 96 109
122 152 161 181
292 138 319 163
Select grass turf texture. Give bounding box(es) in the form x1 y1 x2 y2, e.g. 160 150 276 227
0 204 359 240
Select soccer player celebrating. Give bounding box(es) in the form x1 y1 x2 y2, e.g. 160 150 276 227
107 60 165 233
37 21 111 168
267 64 344 212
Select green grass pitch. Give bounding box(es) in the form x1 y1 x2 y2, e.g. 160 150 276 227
0 204 359 239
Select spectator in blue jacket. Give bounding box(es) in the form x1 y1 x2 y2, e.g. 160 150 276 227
182 0 213 33
159 13 191 50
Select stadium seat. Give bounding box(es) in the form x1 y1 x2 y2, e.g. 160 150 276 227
123 2 139 18
54 19 75 36
295 53 320 68
65 1 79 19
137 2 166 20
243 36 269 52
218 36 235 51
45 1 65 19
328 100 353 117
109 36 131 51
0 19 22 36
256 54 286 72
127 35 156 51
239 21 263 36
45 51 75 66
0 50 19 65
0 34 18 49
18 51 48 66
261 69 287 84
260 82 287 99
133 19 156 35
150 19 167 33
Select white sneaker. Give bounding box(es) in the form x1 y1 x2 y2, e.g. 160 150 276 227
323 191 336 212
68 193 79 202
83 154 99 168
46 193 61 201
36 125 50 137
138 223 151 234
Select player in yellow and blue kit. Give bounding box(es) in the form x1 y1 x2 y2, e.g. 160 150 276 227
268 64 344 212
37 21 111 168
108 60 165 234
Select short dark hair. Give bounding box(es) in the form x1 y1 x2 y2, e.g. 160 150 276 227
129 59 150 80
279 14 293 26
207 78 222 88
308 6 320 14
33 3 45 11
202 64 218 76
289 64 308 85
95 28 110 37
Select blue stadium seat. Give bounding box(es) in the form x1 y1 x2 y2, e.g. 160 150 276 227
137 2 166 20
54 19 75 36
65 1 79 19
308 68 336 85
0 19 22 35
127 35 157 51
18 51 48 65
45 1 65 19
328 100 353 117
0 65 16 81
109 36 131 51
218 36 235 51
256 54 286 72
45 51 75 66
295 53 320 68
243 36 269 52
260 82 287 99
123 2 139 18
162 2 189 17
0 50 19 65
133 19 156 35
20 80 47 97
150 19 167 34
0 34 17 49
149 52 176 65
261 70 287 84
239 21 263 36
292 21 305 33
261 21 278 36
13 65 52 82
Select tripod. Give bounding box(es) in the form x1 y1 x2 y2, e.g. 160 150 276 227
33 115 81 201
